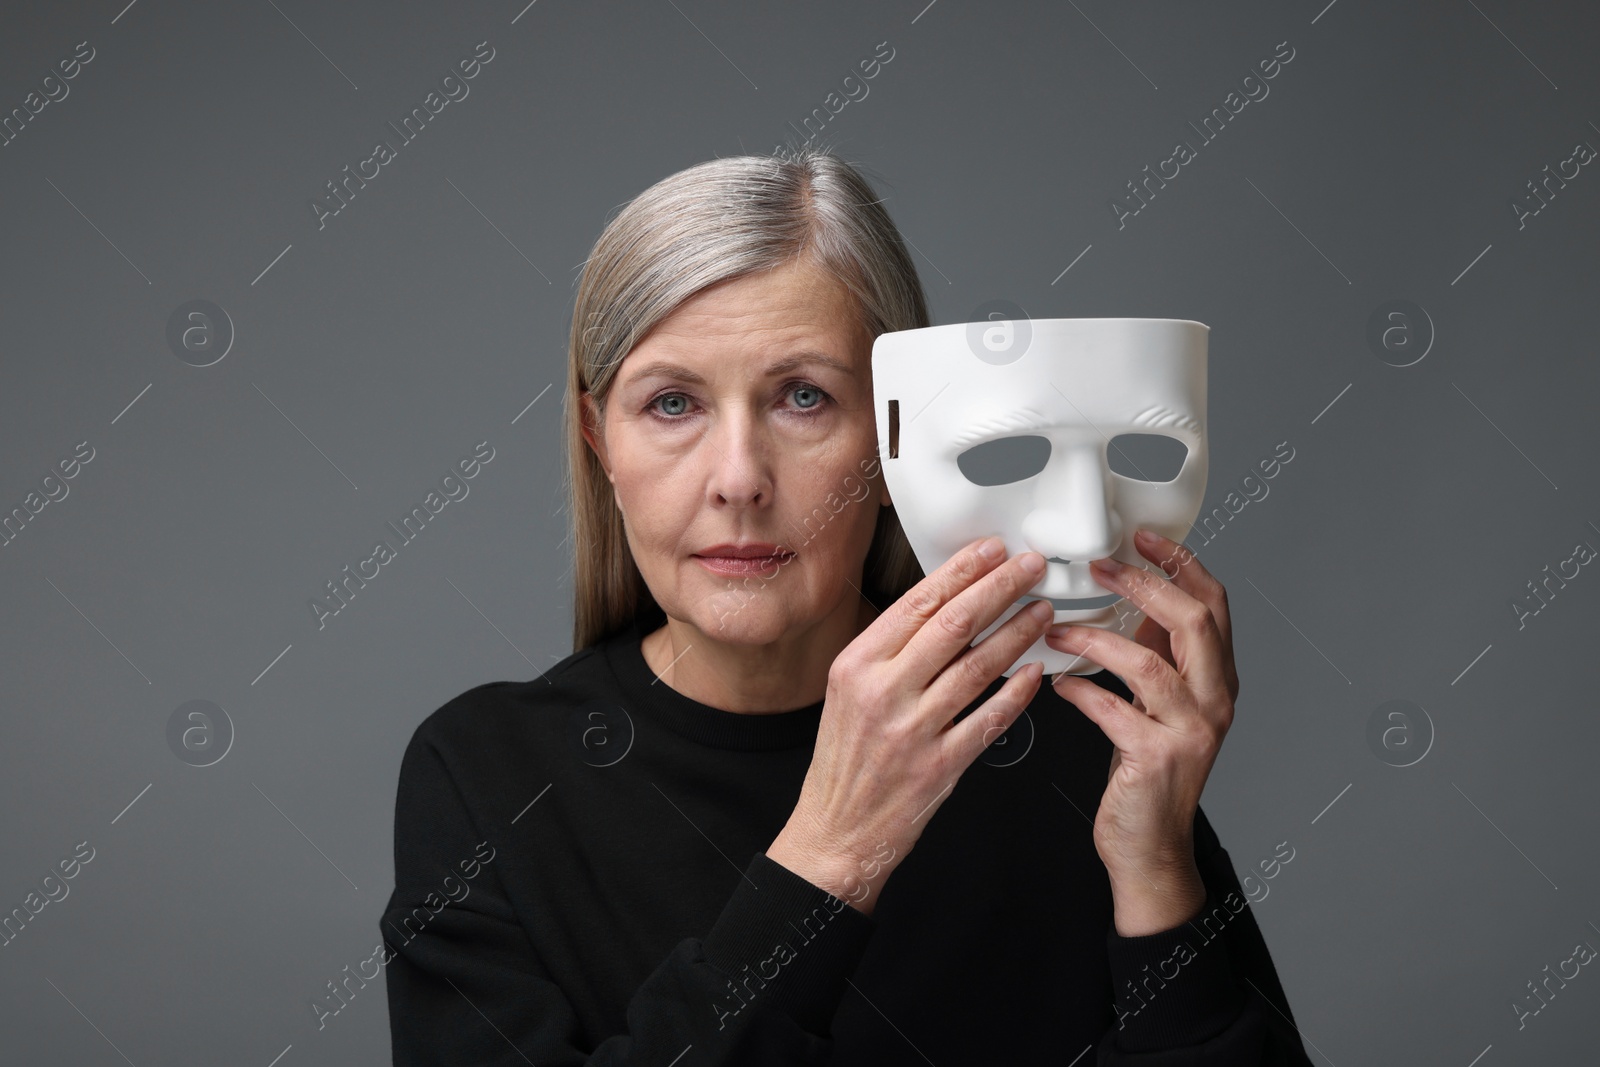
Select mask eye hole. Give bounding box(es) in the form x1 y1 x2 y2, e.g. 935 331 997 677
1107 433 1188 482
956 434 1051 486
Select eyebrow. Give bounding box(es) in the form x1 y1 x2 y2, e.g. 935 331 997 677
624 350 857 387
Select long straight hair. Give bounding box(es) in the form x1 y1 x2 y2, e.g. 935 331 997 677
563 147 930 652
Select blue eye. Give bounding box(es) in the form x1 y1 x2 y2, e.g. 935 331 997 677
645 382 832 422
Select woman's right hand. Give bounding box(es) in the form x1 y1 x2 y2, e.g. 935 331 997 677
765 535 1054 916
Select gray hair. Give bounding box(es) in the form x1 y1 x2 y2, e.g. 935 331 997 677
563 147 930 651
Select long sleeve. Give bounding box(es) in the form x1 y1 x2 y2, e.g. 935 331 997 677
380 723 877 1066
1094 806 1314 1065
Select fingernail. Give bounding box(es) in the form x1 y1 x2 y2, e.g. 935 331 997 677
1019 552 1046 575
1027 599 1054 621
978 536 1005 560
1089 557 1123 575
1136 529 1161 546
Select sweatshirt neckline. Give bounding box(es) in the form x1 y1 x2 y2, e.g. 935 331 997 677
603 619 825 752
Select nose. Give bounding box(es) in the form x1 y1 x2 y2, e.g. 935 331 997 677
1019 444 1122 562
704 407 773 508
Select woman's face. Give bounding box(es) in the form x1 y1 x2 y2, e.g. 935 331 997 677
582 257 889 646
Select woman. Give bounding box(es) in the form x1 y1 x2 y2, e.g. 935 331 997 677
381 149 1313 1064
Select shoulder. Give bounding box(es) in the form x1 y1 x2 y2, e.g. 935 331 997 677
402 642 614 780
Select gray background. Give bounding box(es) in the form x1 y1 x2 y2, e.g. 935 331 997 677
2 0 1596 1063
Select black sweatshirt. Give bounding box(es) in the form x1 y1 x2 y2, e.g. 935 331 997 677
381 616 1314 1065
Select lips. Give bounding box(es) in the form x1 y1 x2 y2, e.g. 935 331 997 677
693 543 795 577
694 543 793 560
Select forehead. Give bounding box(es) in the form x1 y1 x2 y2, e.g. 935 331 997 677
623 260 867 374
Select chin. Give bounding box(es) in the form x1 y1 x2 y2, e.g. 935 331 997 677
698 601 793 645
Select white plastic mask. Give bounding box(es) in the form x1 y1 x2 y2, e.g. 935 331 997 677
871 318 1209 677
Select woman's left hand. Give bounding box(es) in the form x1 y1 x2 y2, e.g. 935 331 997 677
1044 528 1240 934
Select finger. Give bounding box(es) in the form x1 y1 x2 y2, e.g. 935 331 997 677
849 535 1008 670
898 549 1049 690
1051 673 1153 753
1132 612 1174 669
1087 555 1228 700
1136 531 1240 701
946 659 1043 769
1046 625 1191 728
1135 530 1233 652
924 597 1054 716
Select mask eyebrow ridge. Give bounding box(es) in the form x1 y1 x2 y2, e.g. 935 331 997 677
1130 404 1202 436
950 407 1057 448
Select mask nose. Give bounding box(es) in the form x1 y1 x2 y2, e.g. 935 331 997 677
1019 444 1121 564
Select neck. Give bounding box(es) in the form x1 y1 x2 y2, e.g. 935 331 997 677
642 593 879 714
